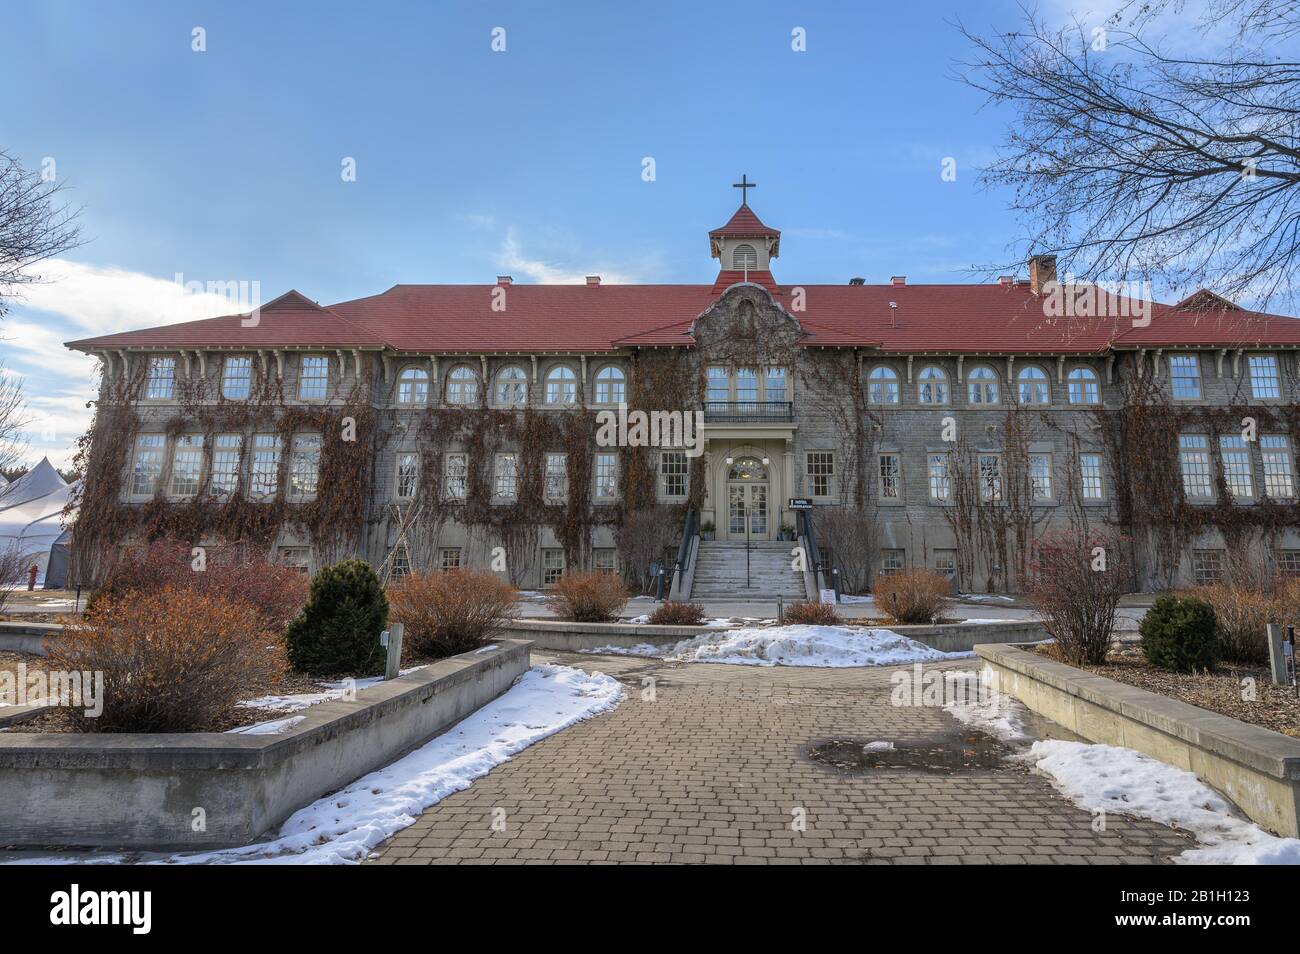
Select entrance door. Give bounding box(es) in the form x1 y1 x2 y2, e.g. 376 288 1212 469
725 457 770 540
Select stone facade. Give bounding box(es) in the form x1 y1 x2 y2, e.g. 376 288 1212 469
83 276 1300 593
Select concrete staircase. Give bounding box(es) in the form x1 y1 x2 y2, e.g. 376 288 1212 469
688 540 807 600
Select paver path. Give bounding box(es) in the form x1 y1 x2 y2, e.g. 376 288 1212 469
366 651 1194 865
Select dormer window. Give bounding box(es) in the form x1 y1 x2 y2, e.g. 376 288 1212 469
731 244 758 271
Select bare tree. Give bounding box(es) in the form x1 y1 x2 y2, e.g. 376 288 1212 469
0 365 28 474
0 150 83 319
812 505 880 594
957 3 1300 310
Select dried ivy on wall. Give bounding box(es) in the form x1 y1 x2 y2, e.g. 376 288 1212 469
67 359 379 585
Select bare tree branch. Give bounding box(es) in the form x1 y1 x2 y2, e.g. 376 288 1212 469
955 2 1300 310
0 150 83 320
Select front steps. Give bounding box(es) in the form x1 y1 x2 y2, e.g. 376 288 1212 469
688 540 807 600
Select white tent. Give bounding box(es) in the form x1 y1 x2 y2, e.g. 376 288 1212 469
0 458 77 588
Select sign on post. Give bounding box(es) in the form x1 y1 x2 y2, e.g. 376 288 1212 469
383 622 405 680
788 498 813 510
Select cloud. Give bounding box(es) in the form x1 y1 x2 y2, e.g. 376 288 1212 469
12 258 261 336
2 257 253 468
497 229 641 284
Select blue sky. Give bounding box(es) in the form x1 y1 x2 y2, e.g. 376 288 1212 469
1 0 1115 467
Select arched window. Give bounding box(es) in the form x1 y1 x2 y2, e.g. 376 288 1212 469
594 365 625 405
867 365 900 404
1067 366 1099 405
728 456 767 481
495 365 527 405
918 365 949 405
731 244 758 271
1017 365 1050 405
446 365 477 405
545 365 577 405
967 365 999 405
397 366 429 405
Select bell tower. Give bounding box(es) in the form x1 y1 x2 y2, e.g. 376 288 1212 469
708 175 780 280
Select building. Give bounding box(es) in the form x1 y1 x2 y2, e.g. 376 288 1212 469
65 189 1300 594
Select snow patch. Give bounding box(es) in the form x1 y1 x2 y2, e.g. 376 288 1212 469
585 624 965 668
227 715 306 736
862 740 895 752
1027 740 1300 864
160 665 623 865
239 668 426 713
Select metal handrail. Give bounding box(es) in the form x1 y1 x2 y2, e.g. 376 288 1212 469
798 509 825 592
702 401 793 423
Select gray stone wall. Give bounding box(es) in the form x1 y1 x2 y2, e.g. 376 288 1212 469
93 286 1300 592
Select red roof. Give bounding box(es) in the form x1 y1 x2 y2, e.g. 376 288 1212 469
708 204 779 239
65 280 1300 355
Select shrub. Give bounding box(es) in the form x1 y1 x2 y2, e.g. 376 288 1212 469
1191 579 1299 665
48 587 287 733
89 538 308 633
389 568 518 659
873 568 950 624
1140 594 1218 673
648 601 706 625
1027 529 1130 665
784 600 841 625
286 559 388 675
546 570 628 622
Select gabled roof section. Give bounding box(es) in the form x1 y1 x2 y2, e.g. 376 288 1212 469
708 204 779 239
1173 288 1242 312
65 289 381 351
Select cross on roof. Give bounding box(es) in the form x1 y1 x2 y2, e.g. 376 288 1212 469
732 174 756 205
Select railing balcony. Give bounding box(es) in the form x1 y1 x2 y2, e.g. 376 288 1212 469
702 400 794 423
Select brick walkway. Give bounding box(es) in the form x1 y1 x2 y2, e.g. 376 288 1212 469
366 651 1194 865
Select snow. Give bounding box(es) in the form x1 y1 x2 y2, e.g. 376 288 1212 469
585 624 965 668
159 665 622 864
1025 740 1300 864
942 675 1030 742
959 593 1015 603
239 668 425 713
862 740 895 752
227 716 306 736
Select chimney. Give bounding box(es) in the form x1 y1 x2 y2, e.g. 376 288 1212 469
848 277 865 286
1028 255 1057 295
585 275 601 287
890 275 906 286
997 275 1014 286
496 275 513 286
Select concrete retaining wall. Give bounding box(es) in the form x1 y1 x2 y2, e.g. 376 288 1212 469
976 642 1300 838
503 617 1045 654
0 639 531 849
0 621 63 656
500 619 715 651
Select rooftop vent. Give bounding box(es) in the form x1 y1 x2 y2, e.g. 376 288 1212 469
496 275 513 286
586 275 601 287
890 276 906 286
848 277 865 286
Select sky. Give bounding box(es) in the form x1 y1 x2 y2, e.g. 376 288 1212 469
0 0 1147 468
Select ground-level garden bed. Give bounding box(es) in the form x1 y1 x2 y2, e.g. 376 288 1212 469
1033 641 1300 739
976 641 1300 839
0 640 537 850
